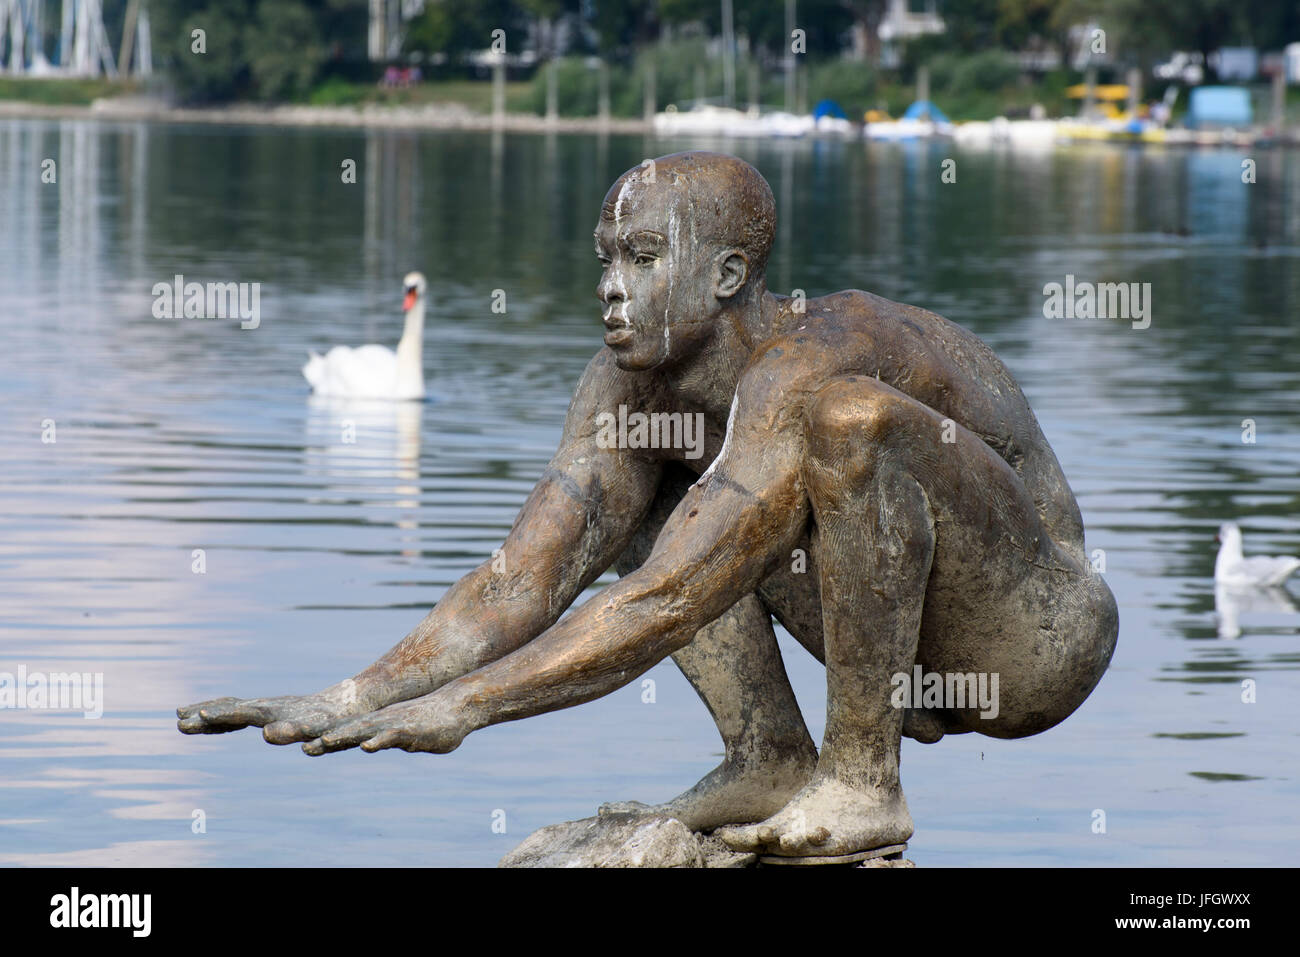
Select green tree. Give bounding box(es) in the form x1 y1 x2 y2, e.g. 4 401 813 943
404 0 532 59
938 0 1001 53
147 0 363 102
995 0 1061 51
245 0 326 100
1104 0 1255 76
151 0 252 102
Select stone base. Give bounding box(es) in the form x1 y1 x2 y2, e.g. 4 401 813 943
499 814 915 869
498 813 703 868
758 843 908 866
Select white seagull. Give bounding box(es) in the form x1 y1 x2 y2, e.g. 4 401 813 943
302 272 427 400
1214 522 1300 588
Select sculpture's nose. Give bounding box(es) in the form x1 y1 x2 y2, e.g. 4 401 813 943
597 270 625 307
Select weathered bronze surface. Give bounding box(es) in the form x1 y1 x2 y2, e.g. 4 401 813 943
179 151 1119 859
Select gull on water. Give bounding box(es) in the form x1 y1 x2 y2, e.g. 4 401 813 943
1214 522 1300 588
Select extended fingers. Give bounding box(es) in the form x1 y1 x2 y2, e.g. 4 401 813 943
359 728 405 752
176 697 271 734
263 720 314 745
302 701 462 756
302 714 383 755
300 704 420 755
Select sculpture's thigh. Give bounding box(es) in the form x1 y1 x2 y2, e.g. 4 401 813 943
908 450 1117 739
917 529 1118 740
803 377 1119 740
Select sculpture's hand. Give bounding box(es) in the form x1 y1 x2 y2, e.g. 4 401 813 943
177 680 370 744
301 689 471 756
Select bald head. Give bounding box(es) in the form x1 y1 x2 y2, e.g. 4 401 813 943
601 152 777 285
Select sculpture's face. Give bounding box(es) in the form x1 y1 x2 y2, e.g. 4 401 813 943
594 175 722 372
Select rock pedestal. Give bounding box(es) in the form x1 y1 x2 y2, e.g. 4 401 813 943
498 813 914 868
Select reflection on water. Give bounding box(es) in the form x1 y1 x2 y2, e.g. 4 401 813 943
304 397 424 552
1215 584 1299 640
1 120 1298 866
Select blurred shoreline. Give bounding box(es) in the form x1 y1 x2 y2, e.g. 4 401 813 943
0 96 651 134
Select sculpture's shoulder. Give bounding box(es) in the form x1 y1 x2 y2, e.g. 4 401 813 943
809 288 986 350
560 347 667 441
573 347 668 403
795 289 1026 397
734 315 875 421
746 289 922 381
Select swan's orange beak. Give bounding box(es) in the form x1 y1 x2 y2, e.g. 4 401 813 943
403 289 417 312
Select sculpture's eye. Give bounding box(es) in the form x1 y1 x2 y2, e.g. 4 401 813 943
634 253 657 266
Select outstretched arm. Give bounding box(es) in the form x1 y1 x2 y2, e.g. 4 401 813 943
308 364 813 755
179 350 663 741
362 353 664 696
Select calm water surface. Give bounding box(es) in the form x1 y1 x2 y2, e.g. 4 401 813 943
1 121 1298 866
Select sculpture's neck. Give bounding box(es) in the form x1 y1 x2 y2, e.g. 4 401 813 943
663 288 771 417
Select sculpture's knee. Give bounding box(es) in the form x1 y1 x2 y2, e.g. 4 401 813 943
803 378 913 497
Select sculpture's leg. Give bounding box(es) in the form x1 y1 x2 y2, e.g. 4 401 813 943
721 376 1107 857
598 468 817 831
759 556 956 744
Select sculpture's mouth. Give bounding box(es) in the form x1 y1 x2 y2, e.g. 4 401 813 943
603 326 634 347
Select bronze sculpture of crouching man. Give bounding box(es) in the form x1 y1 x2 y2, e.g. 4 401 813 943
179 151 1119 861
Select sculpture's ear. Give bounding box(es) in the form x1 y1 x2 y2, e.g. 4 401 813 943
714 250 750 299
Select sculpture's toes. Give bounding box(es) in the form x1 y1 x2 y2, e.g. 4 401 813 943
778 825 831 855
597 800 653 817
716 823 769 852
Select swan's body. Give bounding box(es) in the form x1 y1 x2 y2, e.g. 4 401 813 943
303 272 427 400
1215 522 1300 588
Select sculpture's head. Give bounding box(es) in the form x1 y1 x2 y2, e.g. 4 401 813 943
594 151 776 371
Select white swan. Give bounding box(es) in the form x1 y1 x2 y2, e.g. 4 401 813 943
1214 522 1300 588
302 272 427 400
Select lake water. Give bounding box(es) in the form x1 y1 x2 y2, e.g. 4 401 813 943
1 119 1297 867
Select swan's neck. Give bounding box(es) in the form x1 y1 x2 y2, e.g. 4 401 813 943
1216 532 1242 575
395 299 426 397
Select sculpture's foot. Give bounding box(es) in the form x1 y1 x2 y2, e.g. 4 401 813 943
716 774 913 857
597 749 817 832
